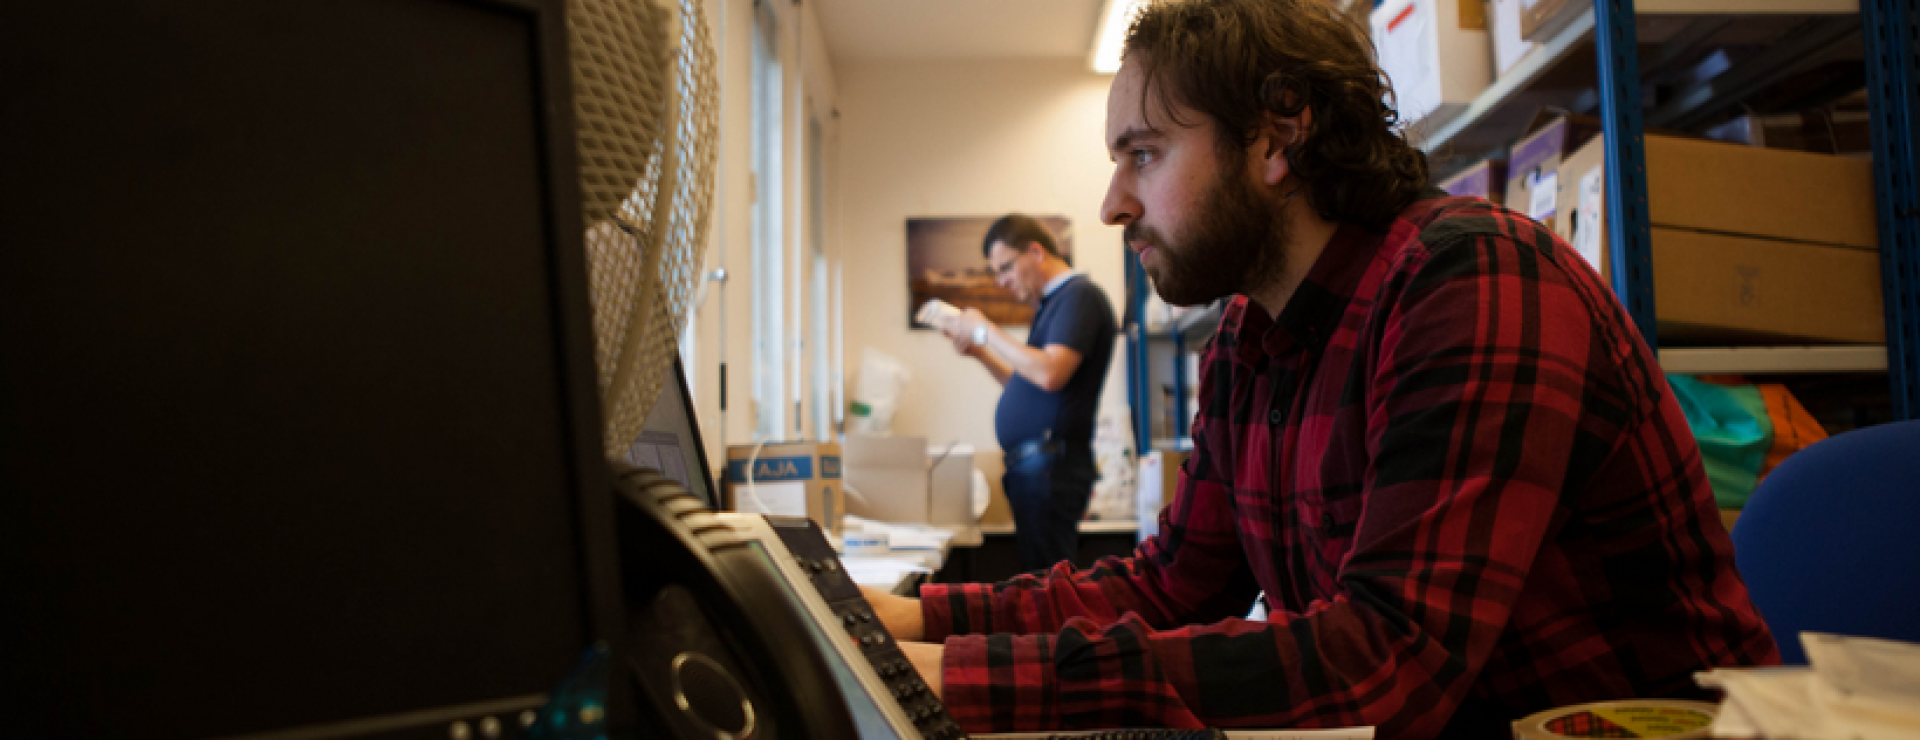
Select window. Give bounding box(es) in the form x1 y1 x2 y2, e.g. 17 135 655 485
750 1 784 441
808 115 832 440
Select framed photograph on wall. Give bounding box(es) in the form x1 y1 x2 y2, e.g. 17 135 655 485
906 215 1072 329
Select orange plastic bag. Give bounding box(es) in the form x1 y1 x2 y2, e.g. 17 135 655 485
1756 383 1827 481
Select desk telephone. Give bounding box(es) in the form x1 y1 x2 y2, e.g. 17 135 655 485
612 465 1237 740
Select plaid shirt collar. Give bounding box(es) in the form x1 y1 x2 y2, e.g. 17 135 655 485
1226 191 1449 366
1225 221 1373 366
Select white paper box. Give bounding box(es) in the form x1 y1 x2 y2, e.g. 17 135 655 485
1372 0 1492 128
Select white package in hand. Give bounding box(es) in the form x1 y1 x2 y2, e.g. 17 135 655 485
916 298 961 327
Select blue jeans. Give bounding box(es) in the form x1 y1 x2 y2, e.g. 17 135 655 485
1002 440 1096 572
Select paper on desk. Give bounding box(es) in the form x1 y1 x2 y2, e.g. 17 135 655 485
839 557 931 590
1701 633 1920 739
841 515 956 550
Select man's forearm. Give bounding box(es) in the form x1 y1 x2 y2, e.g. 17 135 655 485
975 348 1013 385
979 326 1061 389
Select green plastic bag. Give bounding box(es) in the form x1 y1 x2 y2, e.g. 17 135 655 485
1667 375 1773 509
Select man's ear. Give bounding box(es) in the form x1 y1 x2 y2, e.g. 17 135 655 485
1254 107 1311 187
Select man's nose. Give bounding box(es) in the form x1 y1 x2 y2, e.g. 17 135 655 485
1101 169 1139 227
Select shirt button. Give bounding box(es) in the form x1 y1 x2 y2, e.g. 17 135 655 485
1269 409 1284 425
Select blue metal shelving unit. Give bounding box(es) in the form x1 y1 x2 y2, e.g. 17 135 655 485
1859 0 1920 419
1594 0 1659 349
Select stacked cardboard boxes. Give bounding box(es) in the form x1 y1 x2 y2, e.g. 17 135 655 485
1550 133 1882 344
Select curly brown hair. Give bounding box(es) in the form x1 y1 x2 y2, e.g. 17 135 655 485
1124 0 1429 230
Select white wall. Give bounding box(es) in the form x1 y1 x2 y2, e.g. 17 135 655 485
836 58 1128 453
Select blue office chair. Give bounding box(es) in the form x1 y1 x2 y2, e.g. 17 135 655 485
1731 419 1920 664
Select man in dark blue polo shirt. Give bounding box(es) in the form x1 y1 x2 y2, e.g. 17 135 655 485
935 214 1117 571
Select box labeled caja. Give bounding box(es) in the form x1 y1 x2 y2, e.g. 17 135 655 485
1439 158 1507 204
1551 133 1883 344
726 441 844 537
1371 0 1491 127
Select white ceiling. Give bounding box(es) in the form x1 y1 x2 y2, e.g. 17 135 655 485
810 0 1106 63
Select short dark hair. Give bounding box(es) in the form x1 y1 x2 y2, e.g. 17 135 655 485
981 214 1061 259
1124 0 1429 230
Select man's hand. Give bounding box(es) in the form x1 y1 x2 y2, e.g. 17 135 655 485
858 584 925 642
935 310 989 357
947 329 979 356
954 308 990 342
896 640 945 699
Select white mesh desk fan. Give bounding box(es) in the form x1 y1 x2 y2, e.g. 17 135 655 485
573 0 717 457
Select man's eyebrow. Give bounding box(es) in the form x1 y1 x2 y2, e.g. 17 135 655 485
1109 125 1164 154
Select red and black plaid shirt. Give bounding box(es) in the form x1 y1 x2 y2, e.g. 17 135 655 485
919 193 1779 738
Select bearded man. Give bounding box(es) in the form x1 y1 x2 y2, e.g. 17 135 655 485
863 0 1779 736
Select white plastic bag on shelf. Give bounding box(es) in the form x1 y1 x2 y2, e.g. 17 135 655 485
848 347 911 434
1086 411 1136 521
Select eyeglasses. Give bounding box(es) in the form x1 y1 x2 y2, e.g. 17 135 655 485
988 245 1030 278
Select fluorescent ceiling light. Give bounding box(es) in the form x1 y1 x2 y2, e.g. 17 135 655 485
1090 0 1149 74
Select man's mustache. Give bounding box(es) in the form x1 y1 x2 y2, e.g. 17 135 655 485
1123 223 1166 250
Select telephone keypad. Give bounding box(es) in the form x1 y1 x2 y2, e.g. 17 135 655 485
769 519 970 739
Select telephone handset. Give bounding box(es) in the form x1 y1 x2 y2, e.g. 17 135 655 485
611 463 964 739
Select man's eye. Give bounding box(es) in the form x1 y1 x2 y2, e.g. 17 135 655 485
1131 149 1154 168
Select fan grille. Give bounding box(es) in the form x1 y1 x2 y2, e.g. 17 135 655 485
571 0 718 460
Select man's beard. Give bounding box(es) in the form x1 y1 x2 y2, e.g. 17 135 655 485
1127 166 1290 307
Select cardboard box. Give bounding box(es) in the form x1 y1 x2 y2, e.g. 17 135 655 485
1489 0 1536 77
976 448 1012 527
1644 135 1877 249
1372 0 1492 127
1438 158 1507 204
1551 134 1884 344
1757 110 1872 156
1520 0 1582 42
725 441 844 537
1504 112 1602 227
1650 228 1884 344
843 435 977 526
1554 131 1609 274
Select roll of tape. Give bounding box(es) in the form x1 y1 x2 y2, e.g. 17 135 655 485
1511 699 1717 739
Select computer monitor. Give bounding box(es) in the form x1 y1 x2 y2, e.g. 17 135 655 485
0 1 624 737
625 359 721 509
